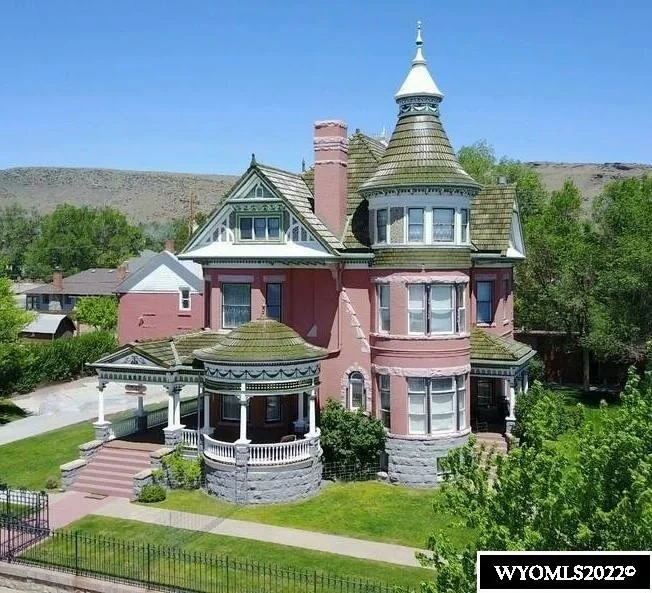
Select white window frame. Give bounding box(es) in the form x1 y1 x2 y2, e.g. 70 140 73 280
407 283 467 336
407 208 424 243
347 372 366 411
239 216 281 242
432 208 456 243
376 209 388 244
179 287 191 311
379 374 391 429
456 285 466 333
222 283 251 329
407 377 428 435
377 284 390 333
476 280 494 325
461 209 470 243
407 284 426 335
221 395 241 421
457 375 467 430
407 375 467 436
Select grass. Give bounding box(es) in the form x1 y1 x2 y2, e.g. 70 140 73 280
147 481 472 549
0 421 94 489
24 515 433 592
0 398 28 425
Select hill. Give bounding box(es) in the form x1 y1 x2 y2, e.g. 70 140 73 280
1 162 650 223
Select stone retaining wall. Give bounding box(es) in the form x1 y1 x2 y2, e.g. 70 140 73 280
132 469 154 498
386 432 469 486
78 440 103 462
59 459 86 490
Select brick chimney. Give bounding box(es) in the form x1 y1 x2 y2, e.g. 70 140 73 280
52 270 63 290
117 264 127 281
164 239 175 253
313 120 348 236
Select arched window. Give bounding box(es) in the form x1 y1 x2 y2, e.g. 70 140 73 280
347 372 366 411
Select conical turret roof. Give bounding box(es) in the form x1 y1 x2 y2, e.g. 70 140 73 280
360 23 480 195
194 318 328 363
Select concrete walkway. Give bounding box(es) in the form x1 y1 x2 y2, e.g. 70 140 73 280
93 498 426 568
0 378 196 446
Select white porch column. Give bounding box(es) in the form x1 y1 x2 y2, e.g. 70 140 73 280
166 388 174 428
523 372 529 394
174 388 181 426
306 389 317 437
236 383 250 444
203 393 211 431
97 384 105 424
93 381 111 441
505 377 517 433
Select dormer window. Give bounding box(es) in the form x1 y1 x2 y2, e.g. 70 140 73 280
255 185 264 198
433 209 455 242
238 215 281 242
376 209 388 244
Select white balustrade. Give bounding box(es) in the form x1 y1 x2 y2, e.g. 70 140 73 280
181 428 199 449
248 439 311 466
203 435 236 463
146 407 168 429
110 416 138 438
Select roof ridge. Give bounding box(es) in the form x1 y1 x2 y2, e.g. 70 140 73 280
255 162 302 179
169 341 181 365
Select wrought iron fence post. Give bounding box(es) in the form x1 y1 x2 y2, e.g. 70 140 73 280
147 543 151 589
314 569 317 593
226 555 229 593
74 531 79 576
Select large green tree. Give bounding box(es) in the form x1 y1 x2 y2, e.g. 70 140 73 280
23 204 146 279
0 204 41 278
416 376 652 593
0 277 33 342
74 296 118 331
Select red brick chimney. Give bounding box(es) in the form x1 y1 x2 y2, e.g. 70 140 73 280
313 120 348 236
52 270 63 290
164 239 175 253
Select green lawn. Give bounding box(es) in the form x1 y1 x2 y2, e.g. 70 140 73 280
0 421 94 489
148 481 472 549
24 515 432 592
0 398 28 425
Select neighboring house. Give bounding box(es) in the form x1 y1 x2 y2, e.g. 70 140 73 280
83 25 536 503
116 245 204 344
20 313 76 341
22 251 156 312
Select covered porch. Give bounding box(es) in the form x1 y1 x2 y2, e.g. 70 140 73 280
470 328 536 434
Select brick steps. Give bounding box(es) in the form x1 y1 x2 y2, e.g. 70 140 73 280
70 442 153 499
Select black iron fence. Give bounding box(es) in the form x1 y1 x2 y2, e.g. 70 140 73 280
0 484 49 559
14 529 399 593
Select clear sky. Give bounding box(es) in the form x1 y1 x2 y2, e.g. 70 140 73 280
2 0 650 174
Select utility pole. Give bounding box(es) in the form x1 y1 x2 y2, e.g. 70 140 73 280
179 184 197 235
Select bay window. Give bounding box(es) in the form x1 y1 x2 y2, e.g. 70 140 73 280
379 374 391 429
433 208 455 242
377 284 390 333
476 280 494 324
407 375 468 435
376 209 388 244
408 208 424 242
461 209 470 243
407 283 467 335
222 283 251 328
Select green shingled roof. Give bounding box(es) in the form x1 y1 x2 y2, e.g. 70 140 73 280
194 318 328 363
470 328 535 364
372 248 471 269
471 185 516 254
359 113 481 193
131 330 225 367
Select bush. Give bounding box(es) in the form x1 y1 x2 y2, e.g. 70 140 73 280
160 447 203 489
319 399 386 477
527 355 546 383
0 331 117 396
138 483 167 503
45 476 59 490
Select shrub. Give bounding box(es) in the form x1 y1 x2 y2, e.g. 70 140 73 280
45 476 59 490
319 399 386 476
138 483 167 503
160 447 203 489
527 355 546 383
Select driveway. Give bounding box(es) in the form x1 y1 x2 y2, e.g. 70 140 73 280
0 377 196 446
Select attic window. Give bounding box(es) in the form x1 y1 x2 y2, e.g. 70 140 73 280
256 185 264 198
239 216 281 242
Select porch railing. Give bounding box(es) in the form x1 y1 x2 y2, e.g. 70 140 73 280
104 398 199 439
146 407 168 429
248 439 312 466
181 428 199 450
109 416 138 439
203 435 236 463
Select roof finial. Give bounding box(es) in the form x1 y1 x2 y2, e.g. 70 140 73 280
301 158 306 172
416 21 423 47
250 153 256 166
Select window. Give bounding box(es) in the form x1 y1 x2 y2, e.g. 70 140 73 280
376 209 388 244
377 284 390 333
476 281 494 324
408 375 467 435
408 208 424 242
461 209 470 243
222 283 251 328
476 379 495 409
408 284 467 335
239 216 281 241
265 396 281 422
222 396 240 421
347 372 365 410
433 209 455 242
179 287 191 311
266 283 282 321
379 374 391 429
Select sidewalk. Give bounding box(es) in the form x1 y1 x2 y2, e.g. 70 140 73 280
57 495 425 568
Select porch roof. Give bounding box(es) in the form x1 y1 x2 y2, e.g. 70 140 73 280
470 327 536 369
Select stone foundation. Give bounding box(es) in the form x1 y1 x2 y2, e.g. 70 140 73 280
204 456 322 504
93 421 112 442
59 458 86 490
386 432 469 487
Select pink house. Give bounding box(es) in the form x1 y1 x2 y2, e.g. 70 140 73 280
83 25 534 502
115 244 204 344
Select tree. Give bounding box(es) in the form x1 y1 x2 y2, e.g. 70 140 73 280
0 203 41 278
417 375 652 593
0 277 33 342
74 296 118 331
23 204 146 279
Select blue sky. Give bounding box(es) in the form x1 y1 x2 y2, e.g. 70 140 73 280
2 0 650 174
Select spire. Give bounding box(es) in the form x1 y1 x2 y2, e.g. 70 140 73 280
395 21 443 102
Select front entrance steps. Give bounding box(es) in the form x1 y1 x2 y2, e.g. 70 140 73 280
473 431 509 455
70 441 159 499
